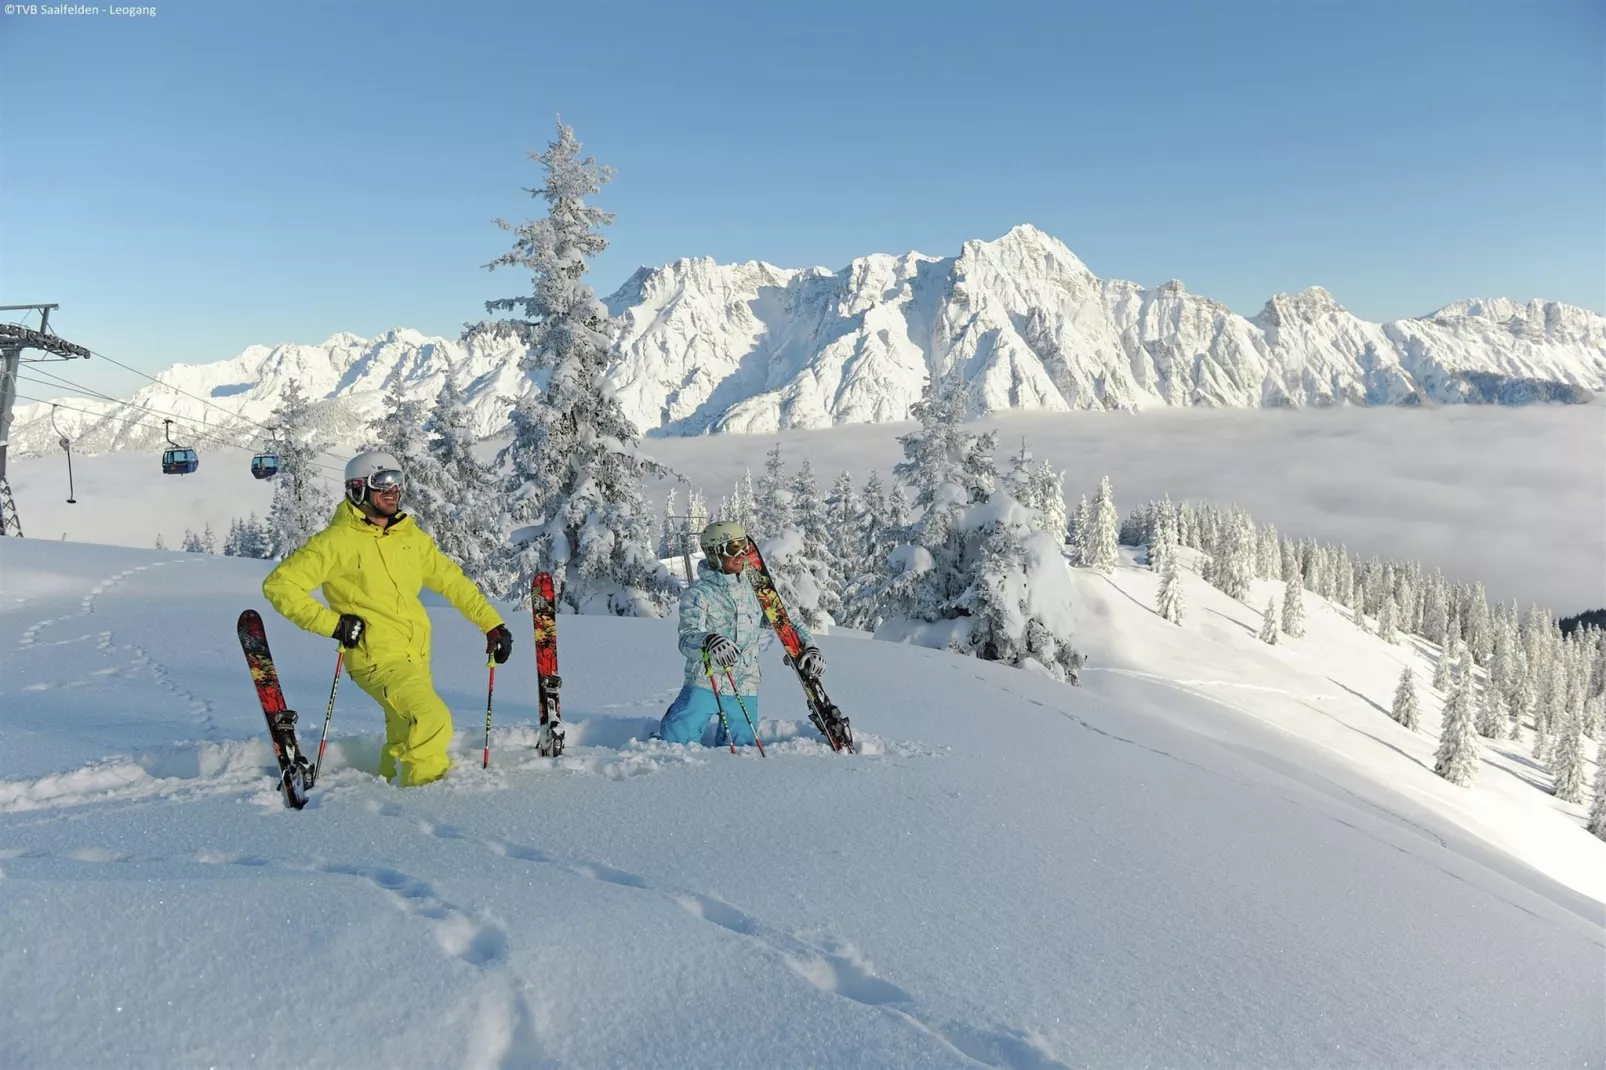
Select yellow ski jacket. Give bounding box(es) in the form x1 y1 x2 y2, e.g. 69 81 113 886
262 501 504 671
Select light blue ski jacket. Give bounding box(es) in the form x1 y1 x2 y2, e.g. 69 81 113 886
677 560 813 697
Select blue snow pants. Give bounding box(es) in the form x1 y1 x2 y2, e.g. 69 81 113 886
659 684 762 747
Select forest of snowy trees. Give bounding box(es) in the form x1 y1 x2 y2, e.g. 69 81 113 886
170 117 1606 838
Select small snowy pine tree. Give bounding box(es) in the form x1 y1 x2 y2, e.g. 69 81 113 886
201 522 217 555
1433 649 1480 787
1587 737 1606 840
1156 546 1185 625
181 528 204 553
265 378 334 559
1391 667 1420 730
1432 639 1456 691
1258 596 1279 645
1070 494 1092 567
1551 694 1587 803
1087 476 1119 573
1281 569 1306 638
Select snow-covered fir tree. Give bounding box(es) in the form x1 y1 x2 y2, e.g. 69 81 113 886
1588 738 1606 840
201 522 217 555
1070 494 1092 567
1432 637 1456 691
420 372 506 590
1212 510 1255 601
1258 596 1279 645
1475 674 1506 739
1156 543 1185 625
1433 648 1480 787
825 470 859 560
1550 694 1587 803
1257 522 1281 581
153 533 167 550
1281 568 1306 638
181 529 204 553
1351 584 1370 635
484 119 676 615
223 514 272 559
1391 667 1420 730
1376 587 1398 644
658 486 680 558
754 443 794 536
769 459 839 629
1087 476 1119 573
1029 459 1068 544
265 378 333 559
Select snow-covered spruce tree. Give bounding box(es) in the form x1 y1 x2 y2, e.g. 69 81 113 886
723 470 759 536
181 528 204 553
266 377 333 559
762 458 839 630
1588 738 1606 840
1087 476 1120 573
658 486 680 558
1377 588 1398 644
153 533 167 550
1029 459 1068 543
1432 637 1456 691
839 471 903 631
868 373 998 625
1475 674 1506 739
483 119 676 615
1212 509 1254 601
825 470 859 560
1004 439 1034 509
1391 667 1420 730
1508 649 1534 740
1258 596 1280 645
1466 582 1494 664
755 442 794 535
1281 568 1306 638
1550 694 1587 803
1156 543 1185 625
201 522 217 555
952 496 1085 682
1433 649 1480 787
1257 522 1281 581
420 371 508 591
1069 494 1091 567
1351 584 1370 636
223 514 272 559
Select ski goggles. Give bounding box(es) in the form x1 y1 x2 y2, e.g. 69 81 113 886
350 469 406 494
705 539 746 560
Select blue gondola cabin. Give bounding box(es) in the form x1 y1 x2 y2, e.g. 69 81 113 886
162 447 199 475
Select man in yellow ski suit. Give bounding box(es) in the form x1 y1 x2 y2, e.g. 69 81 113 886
262 451 511 787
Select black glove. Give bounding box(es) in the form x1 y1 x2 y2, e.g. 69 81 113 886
794 646 825 679
703 633 739 668
332 613 366 649
486 624 513 664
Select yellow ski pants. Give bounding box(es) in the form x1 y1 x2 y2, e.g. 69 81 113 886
349 658 454 787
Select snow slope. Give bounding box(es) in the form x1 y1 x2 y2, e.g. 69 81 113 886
10 227 1604 456
1 538 1602 1068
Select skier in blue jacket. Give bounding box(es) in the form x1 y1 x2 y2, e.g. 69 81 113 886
659 521 826 747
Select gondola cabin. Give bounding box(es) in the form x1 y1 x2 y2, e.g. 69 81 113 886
162 447 200 475
250 453 279 479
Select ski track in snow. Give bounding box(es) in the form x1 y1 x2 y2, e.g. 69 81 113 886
368 798 1067 1070
11 558 222 739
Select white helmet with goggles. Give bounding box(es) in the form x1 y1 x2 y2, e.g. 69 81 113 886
344 450 405 506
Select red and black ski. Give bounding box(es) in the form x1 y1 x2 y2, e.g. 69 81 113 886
532 572 565 757
237 609 313 808
735 538 854 752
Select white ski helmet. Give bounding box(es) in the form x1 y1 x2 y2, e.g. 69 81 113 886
699 520 748 560
344 450 405 505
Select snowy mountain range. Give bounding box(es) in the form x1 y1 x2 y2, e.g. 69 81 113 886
11 225 1604 457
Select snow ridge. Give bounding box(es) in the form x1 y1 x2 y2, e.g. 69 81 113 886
12 225 1604 454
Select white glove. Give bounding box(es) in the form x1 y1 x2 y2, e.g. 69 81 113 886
795 646 825 679
703 634 739 668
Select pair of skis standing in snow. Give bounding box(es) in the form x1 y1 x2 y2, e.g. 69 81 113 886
242 451 852 808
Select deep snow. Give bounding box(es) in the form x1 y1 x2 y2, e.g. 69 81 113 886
1 537 1602 1068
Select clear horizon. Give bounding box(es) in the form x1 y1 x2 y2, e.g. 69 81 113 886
4 0 1602 398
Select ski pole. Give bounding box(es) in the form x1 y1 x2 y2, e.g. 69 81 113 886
482 659 496 769
703 650 738 754
312 648 344 786
722 667 765 756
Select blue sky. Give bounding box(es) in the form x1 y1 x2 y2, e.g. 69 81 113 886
4 0 1602 397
